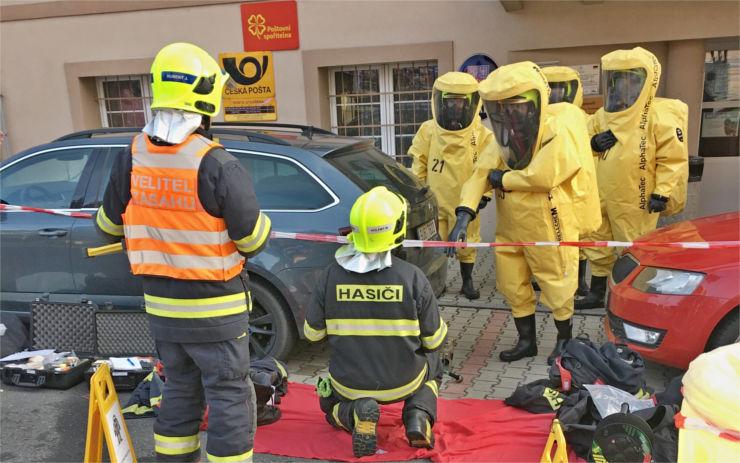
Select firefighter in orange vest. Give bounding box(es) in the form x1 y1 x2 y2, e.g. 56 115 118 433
95 42 271 463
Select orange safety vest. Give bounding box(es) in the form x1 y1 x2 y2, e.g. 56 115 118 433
122 133 244 281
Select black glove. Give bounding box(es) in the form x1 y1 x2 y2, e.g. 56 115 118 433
488 169 507 190
445 209 475 257
477 195 491 212
648 193 668 213
590 130 618 152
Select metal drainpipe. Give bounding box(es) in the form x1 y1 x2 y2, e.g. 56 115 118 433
0 93 9 159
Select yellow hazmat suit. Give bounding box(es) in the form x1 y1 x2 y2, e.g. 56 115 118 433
541 66 601 237
410 72 493 264
459 61 582 322
584 47 688 277
543 66 602 297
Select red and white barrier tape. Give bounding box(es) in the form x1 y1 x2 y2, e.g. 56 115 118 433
273 231 739 249
4 204 738 249
0 204 94 218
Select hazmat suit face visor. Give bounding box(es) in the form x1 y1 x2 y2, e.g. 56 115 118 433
548 80 579 104
484 91 541 170
433 89 480 131
603 68 647 112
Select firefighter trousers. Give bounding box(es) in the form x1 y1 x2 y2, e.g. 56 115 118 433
319 353 443 431
154 336 255 462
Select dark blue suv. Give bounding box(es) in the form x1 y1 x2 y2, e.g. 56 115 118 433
0 123 447 359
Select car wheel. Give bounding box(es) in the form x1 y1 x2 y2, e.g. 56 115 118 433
248 278 297 361
705 307 739 353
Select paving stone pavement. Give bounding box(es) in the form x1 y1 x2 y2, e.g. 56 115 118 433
284 252 684 400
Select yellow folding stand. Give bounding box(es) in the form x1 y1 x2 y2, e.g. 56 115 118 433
541 419 569 463
84 363 137 463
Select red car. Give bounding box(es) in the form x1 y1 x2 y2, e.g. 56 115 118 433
605 211 740 370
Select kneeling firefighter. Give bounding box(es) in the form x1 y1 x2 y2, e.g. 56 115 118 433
409 72 494 299
447 62 583 363
304 186 448 457
541 66 601 298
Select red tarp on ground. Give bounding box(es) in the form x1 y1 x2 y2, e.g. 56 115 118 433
254 383 584 462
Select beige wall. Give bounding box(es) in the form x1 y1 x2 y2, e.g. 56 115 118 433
1 0 738 216
2 0 738 154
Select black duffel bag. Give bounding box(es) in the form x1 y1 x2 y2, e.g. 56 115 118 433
549 335 649 396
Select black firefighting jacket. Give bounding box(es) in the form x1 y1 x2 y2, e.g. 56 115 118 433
94 128 269 343
304 255 447 403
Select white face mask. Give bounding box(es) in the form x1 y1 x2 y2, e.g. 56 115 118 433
142 109 203 144
334 242 393 273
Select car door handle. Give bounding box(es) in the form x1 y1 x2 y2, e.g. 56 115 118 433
37 228 68 237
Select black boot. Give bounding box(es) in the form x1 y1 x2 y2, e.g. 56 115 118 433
404 409 435 449
576 260 589 297
547 318 572 365
574 276 607 310
459 262 480 300
256 403 282 426
499 314 538 362
352 398 380 457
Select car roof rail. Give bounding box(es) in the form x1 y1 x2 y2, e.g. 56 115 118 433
211 122 336 139
209 128 291 146
54 127 143 141
53 127 289 146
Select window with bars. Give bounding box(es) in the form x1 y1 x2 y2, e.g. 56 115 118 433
96 75 152 128
328 61 438 159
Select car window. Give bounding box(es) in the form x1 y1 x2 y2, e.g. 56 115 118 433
233 151 334 210
0 147 93 209
325 145 424 199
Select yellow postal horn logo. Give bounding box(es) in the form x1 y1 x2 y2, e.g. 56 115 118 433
248 14 266 39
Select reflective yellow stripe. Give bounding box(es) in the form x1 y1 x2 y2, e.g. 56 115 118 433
332 403 348 430
96 207 124 236
330 364 427 402
421 320 448 350
325 318 420 337
122 404 153 415
273 358 287 379
234 212 271 253
154 433 200 455
145 292 247 319
128 249 243 272
336 284 403 302
206 449 253 462
124 224 230 245
304 320 327 341
424 379 439 397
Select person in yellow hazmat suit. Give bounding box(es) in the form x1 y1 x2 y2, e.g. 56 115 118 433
541 66 601 298
576 47 689 310
409 72 494 299
447 62 583 363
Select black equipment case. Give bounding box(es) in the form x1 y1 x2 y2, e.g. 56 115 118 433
85 309 157 391
1 301 157 390
1 301 97 389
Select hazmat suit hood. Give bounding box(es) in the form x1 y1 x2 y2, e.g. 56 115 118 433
479 61 550 170
431 72 482 133
542 66 583 108
601 47 661 134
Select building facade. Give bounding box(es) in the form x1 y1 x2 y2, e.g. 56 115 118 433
1 0 738 218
